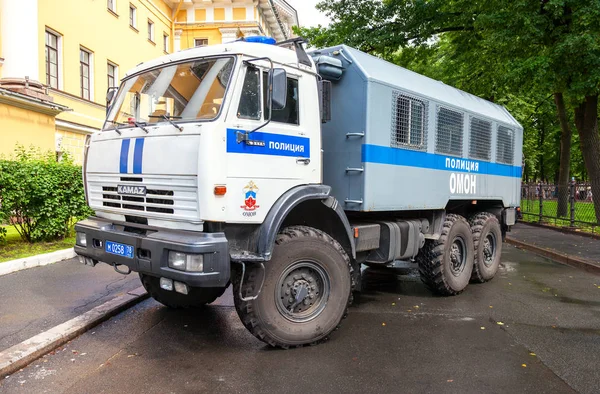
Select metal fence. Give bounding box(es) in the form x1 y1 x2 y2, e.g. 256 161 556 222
521 182 599 234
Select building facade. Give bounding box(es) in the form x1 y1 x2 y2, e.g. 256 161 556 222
0 0 298 163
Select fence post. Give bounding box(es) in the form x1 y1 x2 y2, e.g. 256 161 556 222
570 178 576 228
538 182 543 224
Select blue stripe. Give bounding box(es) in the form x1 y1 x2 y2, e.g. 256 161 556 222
226 128 310 158
362 144 522 178
119 139 130 174
133 138 144 174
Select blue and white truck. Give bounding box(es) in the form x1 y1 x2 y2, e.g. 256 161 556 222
74 37 522 348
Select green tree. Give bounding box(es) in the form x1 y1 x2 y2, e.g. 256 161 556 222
299 0 600 221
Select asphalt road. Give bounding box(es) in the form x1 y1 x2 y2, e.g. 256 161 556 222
2 245 599 394
0 258 141 350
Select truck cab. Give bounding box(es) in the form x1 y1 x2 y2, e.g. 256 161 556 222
75 37 522 348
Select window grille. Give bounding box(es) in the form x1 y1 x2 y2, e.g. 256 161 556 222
435 106 464 156
390 91 428 150
496 125 514 164
469 117 492 161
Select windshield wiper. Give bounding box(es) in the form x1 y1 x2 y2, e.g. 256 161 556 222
105 120 126 135
132 121 150 134
148 115 183 132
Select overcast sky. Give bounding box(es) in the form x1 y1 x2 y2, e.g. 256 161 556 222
286 0 331 28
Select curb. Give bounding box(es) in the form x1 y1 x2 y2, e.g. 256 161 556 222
0 286 148 377
0 248 76 277
506 237 600 275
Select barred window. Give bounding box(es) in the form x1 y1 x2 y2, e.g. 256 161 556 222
496 125 514 164
391 91 427 150
469 117 492 160
436 107 464 156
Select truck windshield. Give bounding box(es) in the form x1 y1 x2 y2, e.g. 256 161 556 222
105 57 234 129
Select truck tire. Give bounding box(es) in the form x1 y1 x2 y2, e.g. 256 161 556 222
139 274 226 308
232 226 353 348
417 214 474 296
469 212 502 283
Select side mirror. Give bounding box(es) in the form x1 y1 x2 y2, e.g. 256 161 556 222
270 68 287 111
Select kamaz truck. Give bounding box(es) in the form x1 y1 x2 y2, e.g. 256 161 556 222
74 37 522 348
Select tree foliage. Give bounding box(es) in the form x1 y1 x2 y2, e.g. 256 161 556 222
0 147 92 243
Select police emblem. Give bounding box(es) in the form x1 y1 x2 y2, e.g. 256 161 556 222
241 181 260 212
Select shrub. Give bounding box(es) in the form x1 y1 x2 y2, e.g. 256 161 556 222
0 146 93 243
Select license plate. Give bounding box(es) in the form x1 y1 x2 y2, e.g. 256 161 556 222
105 241 134 259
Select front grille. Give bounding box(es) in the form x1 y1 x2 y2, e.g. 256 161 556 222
101 186 175 214
89 174 198 221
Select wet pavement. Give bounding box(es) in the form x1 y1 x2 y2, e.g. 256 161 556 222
509 223 600 265
0 258 140 351
1 245 599 393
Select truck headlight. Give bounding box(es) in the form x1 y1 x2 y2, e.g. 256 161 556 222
168 251 204 272
76 232 87 247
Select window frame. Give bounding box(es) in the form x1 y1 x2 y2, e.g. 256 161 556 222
435 106 464 157
264 72 300 126
105 55 237 129
163 33 169 53
129 4 137 29
237 66 263 121
107 61 118 89
45 30 60 90
391 91 427 151
79 48 93 101
469 116 492 161
194 38 209 47
147 19 155 42
496 125 515 165
107 0 117 14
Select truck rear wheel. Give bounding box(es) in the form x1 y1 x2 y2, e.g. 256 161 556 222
417 214 474 296
139 274 226 308
469 212 502 283
233 226 352 348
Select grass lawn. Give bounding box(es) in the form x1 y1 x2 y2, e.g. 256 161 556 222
521 199 599 233
0 225 75 263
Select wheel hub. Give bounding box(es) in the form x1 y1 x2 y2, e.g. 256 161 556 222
482 233 496 267
450 237 466 276
276 262 330 323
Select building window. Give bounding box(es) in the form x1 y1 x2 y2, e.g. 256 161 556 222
107 0 116 13
107 62 118 88
45 30 60 89
194 38 208 47
148 20 154 42
129 4 137 29
391 91 427 151
163 34 169 52
80 49 92 100
435 106 464 156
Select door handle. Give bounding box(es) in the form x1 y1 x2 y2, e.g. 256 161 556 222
296 158 311 165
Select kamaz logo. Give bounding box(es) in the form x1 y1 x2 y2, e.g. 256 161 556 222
117 185 147 196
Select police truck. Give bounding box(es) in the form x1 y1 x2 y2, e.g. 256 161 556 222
74 37 522 348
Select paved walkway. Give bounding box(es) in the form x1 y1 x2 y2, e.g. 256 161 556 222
508 223 600 266
0 258 140 351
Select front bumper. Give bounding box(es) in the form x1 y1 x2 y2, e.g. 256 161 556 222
74 218 230 287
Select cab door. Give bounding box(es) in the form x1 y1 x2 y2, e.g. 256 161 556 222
224 62 320 223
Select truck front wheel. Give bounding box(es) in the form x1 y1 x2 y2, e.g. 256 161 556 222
233 226 352 348
469 212 502 283
417 214 474 296
139 274 226 308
